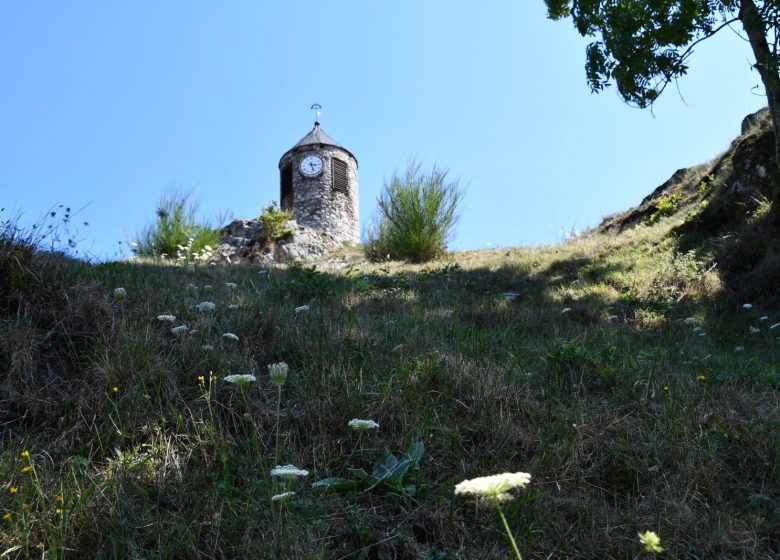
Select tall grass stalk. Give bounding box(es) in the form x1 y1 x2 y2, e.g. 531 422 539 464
365 160 463 262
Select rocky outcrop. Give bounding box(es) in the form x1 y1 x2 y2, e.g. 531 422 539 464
596 107 776 236
217 218 342 263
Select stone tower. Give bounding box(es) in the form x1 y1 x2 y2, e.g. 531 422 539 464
278 121 359 243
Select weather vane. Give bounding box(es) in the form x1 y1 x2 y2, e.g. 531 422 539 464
311 103 322 125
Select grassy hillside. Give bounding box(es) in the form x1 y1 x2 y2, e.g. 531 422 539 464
1 212 778 559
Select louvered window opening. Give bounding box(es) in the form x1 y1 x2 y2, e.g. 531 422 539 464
280 164 293 210
331 158 349 197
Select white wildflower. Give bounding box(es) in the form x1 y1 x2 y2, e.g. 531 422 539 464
698 332 706 337
295 305 310 314
225 282 238 289
692 326 703 333
735 346 745 352
750 326 761 334
223 374 256 384
258 270 268 275
759 316 769 322
683 317 696 325
454 472 531 497
269 362 289 387
157 314 176 323
270 465 309 479
771 323 780 330
222 332 239 341
203 344 214 351
227 304 239 310
203 285 213 292
271 491 296 502
348 419 379 431
196 301 216 312
503 291 520 301
561 308 571 314
742 303 753 310
113 287 127 301
171 325 188 335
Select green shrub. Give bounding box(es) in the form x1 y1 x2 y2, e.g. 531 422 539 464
649 193 683 222
365 161 463 263
133 190 221 260
260 202 295 241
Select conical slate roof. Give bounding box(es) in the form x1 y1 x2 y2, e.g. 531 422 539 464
291 122 344 150
281 122 357 166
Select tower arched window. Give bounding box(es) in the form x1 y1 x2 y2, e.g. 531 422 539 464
280 163 293 210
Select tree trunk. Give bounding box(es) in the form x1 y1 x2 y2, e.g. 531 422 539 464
740 0 780 171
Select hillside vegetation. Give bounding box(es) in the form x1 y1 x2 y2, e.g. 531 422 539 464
1 112 780 558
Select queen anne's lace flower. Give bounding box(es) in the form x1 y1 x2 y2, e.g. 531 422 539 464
742 303 753 310
683 317 696 325
348 419 379 431
113 287 127 301
225 282 238 289
222 332 239 341
271 491 296 502
454 472 531 497
270 465 309 478
295 305 310 314
157 314 176 322
478 492 515 508
196 301 216 312
269 362 289 387
223 374 256 384
171 325 188 335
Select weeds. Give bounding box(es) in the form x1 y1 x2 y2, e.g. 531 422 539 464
1 211 778 558
365 160 463 263
132 189 221 259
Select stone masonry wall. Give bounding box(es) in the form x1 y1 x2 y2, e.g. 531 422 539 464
279 144 359 243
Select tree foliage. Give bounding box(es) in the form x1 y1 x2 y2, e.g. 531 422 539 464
544 1 780 167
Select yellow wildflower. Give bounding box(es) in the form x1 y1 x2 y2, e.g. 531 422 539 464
197 375 205 384
2 513 11 521
55 495 63 503
8 487 18 494
696 375 706 382
22 503 29 510
638 530 663 554
112 386 119 394
20 466 32 475
20 451 30 460
55 508 63 515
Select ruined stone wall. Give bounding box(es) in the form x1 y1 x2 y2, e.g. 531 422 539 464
278 144 359 243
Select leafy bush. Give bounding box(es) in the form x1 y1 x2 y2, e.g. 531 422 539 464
365 161 463 263
133 190 221 259
649 193 683 222
260 202 295 240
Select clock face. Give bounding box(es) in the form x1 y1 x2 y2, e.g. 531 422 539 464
299 155 324 177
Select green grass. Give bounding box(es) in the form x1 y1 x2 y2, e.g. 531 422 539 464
365 161 462 263
1 215 779 559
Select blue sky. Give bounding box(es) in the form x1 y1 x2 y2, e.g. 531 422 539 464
0 1 766 260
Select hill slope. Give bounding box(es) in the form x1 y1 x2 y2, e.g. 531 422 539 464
1 135 779 558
